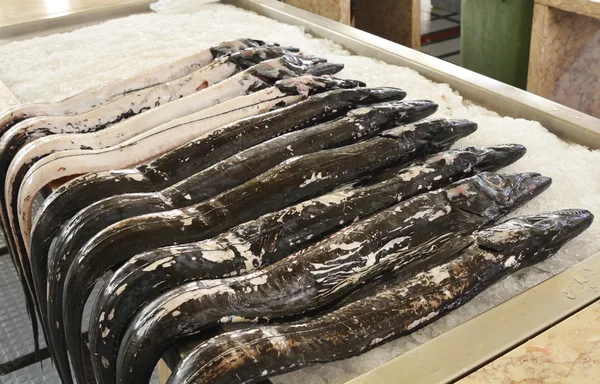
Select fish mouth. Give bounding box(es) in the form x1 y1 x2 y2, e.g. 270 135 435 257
245 38 269 47
396 100 439 124
430 119 478 148
306 62 345 76
231 47 293 68
471 144 527 172
368 100 438 130
487 172 552 208
466 172 551 217
353 87 407 103
522 209 594 250
275 76 365 96
385 118 476 148
475 209 593 258
274 55 344 77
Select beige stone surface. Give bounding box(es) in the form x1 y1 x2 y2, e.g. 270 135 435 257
458 299 600 384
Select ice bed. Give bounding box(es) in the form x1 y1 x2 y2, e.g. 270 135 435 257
0 1 599 383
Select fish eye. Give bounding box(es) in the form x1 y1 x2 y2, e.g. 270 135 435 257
484 174 506 189
533 218 559 228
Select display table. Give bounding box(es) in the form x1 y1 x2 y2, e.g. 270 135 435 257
527 0 600 118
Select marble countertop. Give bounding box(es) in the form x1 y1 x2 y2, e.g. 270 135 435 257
458 299 600 383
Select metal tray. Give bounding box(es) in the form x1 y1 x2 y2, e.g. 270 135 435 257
1 1 599 383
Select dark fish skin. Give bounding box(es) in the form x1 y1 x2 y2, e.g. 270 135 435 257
0 38 274 373
9 47 312 303
49 100 437 378
34 85 405 383
32 78 379 382
113 172 550 384
0 38 273 134
62 107 460 383
88 143 524 383
3 51 318 323
32 84 404 319
167 209 593 384
16 54 342 292
0 43 289 364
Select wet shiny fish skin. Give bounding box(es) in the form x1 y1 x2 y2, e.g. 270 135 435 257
115 171 550 384
167 209 592 384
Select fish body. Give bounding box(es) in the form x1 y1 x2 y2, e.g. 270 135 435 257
0 38 268 133
113 171 550 384
11 55 342 260
62 104 454 383
88 143 525 384
167 209 593 384
39 84 405 383
49 102 438 369
0 51 304 321
32 85 404 330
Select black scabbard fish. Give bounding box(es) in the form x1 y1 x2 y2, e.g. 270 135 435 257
114 172 551 384
62 114 472 383
14 55 345 260
34 83 403 332
35 77 375 384
0 38 271 133
49 101 437 377
0 38 272 373
89 143 525 384
33 84 402 314
0 50 306 327
2 48 308 259
7 53 336 300
167 209 593 384
11 56 346 300
29 84 402 285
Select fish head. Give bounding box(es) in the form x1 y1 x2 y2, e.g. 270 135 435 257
240 38 280 48
440 144 527 173
275 75 365 97
210 38 271 57
384 118 477 153
446 172 552 221
247 54 337 84
470 144 527 172
349 87 407 104
228 47 300 69
475 209 593 266
349 100 438 131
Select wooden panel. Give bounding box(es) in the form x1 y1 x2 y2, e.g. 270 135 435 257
283 0 351 24
536 0 600 19
528 3 600 118
354 0 420 50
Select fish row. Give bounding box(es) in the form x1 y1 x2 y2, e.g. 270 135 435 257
0 39 356 367
0 38 592 384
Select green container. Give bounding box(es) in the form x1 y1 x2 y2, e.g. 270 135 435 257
461 0 534 89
